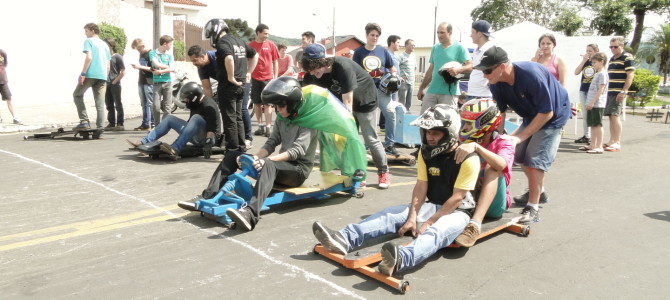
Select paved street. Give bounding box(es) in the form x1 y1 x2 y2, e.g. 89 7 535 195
1 110 669 299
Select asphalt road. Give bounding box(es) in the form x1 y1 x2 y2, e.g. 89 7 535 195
1 111 669 299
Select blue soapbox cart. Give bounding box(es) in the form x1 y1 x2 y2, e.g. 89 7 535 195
184 155 365 226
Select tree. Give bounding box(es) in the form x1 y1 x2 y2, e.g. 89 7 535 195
99 23 127 55
471 0 562 30
224 18 254 43
637 24 670 84
628 0 670 53
551 8 585 36
588 1 633 35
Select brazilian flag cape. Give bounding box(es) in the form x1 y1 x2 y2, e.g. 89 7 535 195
275 85 368 180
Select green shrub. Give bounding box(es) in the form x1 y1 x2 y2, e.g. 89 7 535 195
173 40 185 61
629 68 661 106
99 23 127 55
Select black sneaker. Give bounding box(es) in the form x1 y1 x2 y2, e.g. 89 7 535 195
177 195 202 211
574 136 591 144
254 126 265 136
226 207 254 231
513 190 549 205
312 221 349 255
385 145 399 156
378 242 402 276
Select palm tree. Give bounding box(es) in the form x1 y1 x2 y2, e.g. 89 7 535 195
637 24 670 85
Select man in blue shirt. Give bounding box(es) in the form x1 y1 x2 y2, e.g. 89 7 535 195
474 46 570 224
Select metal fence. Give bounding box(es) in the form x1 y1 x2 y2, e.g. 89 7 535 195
173 20 213 60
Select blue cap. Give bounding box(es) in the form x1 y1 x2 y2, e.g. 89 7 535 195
472 20 493 38
303 43 326 59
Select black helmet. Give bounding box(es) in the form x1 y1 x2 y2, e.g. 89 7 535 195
179 81 204 109
203 19 228 48
261 77 303 119
410 104 460 159
438 61 464 85
379 73 400 94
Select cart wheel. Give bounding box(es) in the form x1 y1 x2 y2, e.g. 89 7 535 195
92 133 101 139
200 212 204 217
355 191 365 198
522 226 531 237
407 158 416 166
229 222 237 230
150 154 159 160
81 132 90 140
312 244 319 254
23 135 28 140
399 280 410 294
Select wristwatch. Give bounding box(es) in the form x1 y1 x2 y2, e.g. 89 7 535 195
620 90 628 94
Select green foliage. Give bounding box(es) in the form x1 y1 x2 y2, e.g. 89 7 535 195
636 24 670 84
99 23 127 55
173 40 185 61
471 0 563 30
268 36 301 47
224 18 255 43
550 8 584 36
629 68 662 105
588 1 633 36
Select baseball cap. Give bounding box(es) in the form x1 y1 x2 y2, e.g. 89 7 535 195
303 43 327 59
473 46 509 71
472 20 493 38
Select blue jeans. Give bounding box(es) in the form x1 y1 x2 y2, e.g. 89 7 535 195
398 82 413 111
578 91 590 138
242 82 252 141
140 114 206 153
138 83 154 126
339 204 469 272
376 89 396 147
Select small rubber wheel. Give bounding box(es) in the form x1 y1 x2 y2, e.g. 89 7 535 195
23 135 28 140
522 226 531 237
81 132 90 140
407 158 416 166
399 280 410 294
200 212 204 217
229 222 237 230
355 191 365 198
150 154 159 160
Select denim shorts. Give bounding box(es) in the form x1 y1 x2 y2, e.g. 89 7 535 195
514 126 562 172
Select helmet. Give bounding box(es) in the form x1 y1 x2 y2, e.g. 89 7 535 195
379 73 400 94
459 98 502 142
203 19 228 48
410 104 460 159
261 77 303 119
438 61 464 85
179 81 204 109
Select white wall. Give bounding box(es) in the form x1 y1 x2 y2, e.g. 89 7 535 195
0 0 177 124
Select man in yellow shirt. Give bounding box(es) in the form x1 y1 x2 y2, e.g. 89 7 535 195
312 104 479 276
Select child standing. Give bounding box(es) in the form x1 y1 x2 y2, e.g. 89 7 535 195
580 52 608 154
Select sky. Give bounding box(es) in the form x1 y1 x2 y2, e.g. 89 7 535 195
199 0 484 48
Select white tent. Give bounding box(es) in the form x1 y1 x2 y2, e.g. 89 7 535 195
491 21 618 105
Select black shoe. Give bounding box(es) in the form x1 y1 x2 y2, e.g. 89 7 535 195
385 145 399 156
312 221 349 255
178 195 202 211
574 136 591 144
226 207 254 231
378 242 402 276
513 190 549 205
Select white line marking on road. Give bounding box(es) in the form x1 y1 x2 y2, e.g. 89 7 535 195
0 149 366 299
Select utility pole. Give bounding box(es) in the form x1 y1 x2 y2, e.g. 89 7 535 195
153 0 163 49
332 7 336 56
258 0 262 24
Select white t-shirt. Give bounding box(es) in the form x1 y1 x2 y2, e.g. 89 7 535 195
587 71 608 108
467 41 494 97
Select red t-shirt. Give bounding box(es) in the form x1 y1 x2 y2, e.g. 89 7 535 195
249 40 279 81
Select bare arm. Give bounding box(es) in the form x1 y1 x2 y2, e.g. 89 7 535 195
587 83 607 109
224 55 242 86
574 56 589 75
455 142 507 172
273 59 279 79
342 91 354 112
512 111 553 143
247 53 259 83
81 52 92 75
616 71 635 102
201 79 213 98
556 56 567 87
417 63 434 100
111 68 125 85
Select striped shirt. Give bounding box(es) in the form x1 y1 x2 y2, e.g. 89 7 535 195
607 51 635 95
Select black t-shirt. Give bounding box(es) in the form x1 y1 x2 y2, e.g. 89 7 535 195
189 96 221 134
303 56 377 113
215 34 257 88
138 51 153 85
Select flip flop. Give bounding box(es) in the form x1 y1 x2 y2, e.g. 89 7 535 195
604 145 621 152
587 149 604 154
578 146 592 151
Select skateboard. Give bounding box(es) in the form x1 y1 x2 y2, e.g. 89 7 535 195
313 212 530 294
183 155 364 226
24 128 103 140
130 141 225 160
367 152 417 166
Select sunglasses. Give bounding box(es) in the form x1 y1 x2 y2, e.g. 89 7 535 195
482 64 500 75
609 46 620 49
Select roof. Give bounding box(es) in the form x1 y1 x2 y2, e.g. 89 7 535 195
322 35 365 50
155 0 207 7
